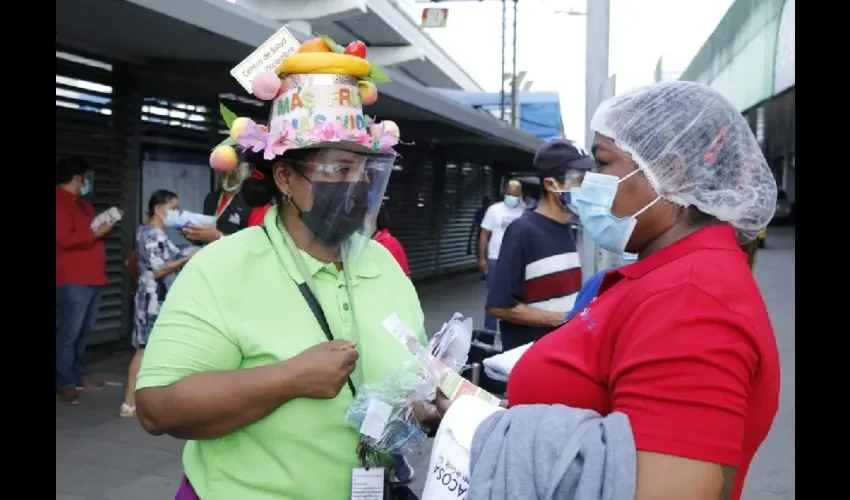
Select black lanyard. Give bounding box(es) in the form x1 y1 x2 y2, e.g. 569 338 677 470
261 225 356 397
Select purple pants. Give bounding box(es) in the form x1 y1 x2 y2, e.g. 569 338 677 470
175 476 200 500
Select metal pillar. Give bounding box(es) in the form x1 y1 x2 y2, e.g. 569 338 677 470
579 0 611 283
510 0 519 127
499 0 507 121
584 0 610 152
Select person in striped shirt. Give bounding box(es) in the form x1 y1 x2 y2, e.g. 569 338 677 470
485 139 594 350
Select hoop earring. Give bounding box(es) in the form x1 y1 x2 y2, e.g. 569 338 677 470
280 192 291 204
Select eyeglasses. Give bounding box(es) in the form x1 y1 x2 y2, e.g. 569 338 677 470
293 158 391 183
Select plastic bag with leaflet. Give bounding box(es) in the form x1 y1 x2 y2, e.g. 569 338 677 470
344 313 478 455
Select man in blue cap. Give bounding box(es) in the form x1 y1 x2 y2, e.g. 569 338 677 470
485 139 594 351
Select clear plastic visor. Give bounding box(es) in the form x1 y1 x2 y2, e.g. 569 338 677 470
285 148 395 263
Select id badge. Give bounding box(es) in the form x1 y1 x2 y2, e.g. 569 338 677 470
351 467 385 500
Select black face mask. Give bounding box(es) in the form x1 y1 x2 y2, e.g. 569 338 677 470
299 180 370 246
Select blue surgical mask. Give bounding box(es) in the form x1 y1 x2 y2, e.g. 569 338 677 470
558 188 581 214
573 170 661 254
164 209 188 228
504 195 520 208
80 179 91 196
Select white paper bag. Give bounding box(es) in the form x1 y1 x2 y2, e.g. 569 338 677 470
422 396 505 500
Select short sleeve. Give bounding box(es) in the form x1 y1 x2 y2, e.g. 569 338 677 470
610 285 759 466
485 223 525 309
480 205 497 231
136 257 242 390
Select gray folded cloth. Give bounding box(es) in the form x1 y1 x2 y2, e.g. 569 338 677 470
469 404 636 500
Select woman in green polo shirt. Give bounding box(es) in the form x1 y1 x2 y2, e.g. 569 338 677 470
135 60 432 499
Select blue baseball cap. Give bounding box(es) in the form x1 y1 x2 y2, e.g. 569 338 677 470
533 139 595 175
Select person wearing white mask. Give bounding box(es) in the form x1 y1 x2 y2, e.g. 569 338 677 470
478 179 525 331
184 160 253 244
120 189 196 417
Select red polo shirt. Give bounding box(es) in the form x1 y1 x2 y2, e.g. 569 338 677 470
373 229 410 276
247 204 272 228
507 225 779 500
55 187 107 289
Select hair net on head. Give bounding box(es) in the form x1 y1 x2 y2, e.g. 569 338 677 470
590 81 777 243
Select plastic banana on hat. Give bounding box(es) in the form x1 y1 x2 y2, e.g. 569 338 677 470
208 31 401 172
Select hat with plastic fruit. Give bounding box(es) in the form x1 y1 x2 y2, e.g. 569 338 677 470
210 34 401 172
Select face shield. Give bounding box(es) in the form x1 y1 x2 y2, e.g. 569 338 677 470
288 148 395 263
549 169 586 214
220 162 249 192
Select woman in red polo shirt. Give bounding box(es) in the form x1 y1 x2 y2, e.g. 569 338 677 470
372 205 410 276
439 81 780 500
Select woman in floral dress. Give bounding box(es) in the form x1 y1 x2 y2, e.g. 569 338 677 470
120 189 196 417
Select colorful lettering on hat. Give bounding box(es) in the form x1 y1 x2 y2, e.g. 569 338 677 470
271 79 368 135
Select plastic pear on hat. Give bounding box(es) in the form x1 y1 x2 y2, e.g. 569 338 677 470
590 81 778 243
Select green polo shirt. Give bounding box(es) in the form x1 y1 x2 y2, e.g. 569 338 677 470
136 208 425 500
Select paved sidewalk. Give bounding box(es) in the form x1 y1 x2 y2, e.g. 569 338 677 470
56 272 488 499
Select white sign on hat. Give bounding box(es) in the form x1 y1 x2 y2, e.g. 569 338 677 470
230 26 301 93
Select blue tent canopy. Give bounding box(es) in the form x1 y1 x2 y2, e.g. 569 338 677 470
433 89 565 142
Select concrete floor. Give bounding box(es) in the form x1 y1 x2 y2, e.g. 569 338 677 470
56 228 795 499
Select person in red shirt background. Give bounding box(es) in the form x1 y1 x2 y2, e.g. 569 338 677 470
372 205 409 276
55 157 118 405
436 81 780 500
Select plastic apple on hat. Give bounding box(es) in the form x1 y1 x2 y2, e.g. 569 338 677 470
358 81 378 106
210 145 238 171
229 117 251 142
344 40 367 59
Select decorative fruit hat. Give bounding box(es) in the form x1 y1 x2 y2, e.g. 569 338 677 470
210 36 401 172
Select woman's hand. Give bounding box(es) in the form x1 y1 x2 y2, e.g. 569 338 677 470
288 340 359 399
435 389 453 417
412 400 441 431
183 224 222 243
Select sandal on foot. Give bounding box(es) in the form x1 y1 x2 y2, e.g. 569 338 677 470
119 403 137 418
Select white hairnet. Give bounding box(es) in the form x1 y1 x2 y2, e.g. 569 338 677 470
590 81 777 243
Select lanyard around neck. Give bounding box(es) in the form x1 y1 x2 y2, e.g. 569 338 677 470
215 192 235 221
273 217 364 390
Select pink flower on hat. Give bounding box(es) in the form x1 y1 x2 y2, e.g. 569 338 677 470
311 120 347 143
264 121 298 160
236 120 269 153
346 128 374 148
369 122 400 150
